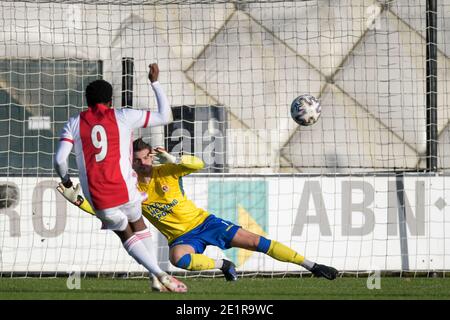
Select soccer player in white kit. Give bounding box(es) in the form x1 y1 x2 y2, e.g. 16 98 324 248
54 63 187 293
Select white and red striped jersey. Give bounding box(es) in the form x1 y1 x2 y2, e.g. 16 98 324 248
55 81 172 211
59 104 150 210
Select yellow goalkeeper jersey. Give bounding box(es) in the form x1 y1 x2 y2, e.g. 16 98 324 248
137 156 209 243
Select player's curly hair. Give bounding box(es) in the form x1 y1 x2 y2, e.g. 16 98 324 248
85 79 113 106
133 138 152 152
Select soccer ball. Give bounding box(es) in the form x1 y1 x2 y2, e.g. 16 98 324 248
290 94 321 126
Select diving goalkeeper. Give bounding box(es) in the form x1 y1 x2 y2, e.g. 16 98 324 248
58 138 338 281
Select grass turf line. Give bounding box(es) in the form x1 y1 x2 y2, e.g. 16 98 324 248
0 278 449 300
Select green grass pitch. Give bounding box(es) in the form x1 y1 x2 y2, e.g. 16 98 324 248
1 277 450 300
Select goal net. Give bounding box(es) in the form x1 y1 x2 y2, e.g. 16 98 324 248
0 0 449 278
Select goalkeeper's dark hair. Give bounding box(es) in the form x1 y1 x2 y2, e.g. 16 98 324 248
133 138 152 153
85 79 113 106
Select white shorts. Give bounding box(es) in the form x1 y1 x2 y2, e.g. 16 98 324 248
94 200 142 231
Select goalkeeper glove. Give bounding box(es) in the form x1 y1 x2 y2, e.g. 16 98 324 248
152 147 178 165
56 182 84 207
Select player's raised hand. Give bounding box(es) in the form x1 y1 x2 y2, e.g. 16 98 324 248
56 182 84 207
148 63 159 83
154 146 167 153
153 147 177 165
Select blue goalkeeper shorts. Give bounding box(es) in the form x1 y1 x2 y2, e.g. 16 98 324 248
169 214 241 254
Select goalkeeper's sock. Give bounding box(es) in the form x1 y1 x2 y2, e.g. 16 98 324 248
257 237 315 271
214 259 224 269
123 235 164 275
176 254 217 271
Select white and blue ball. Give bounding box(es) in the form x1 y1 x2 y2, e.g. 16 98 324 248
290 94 321 126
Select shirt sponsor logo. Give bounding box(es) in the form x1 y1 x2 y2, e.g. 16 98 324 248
144 199 178 220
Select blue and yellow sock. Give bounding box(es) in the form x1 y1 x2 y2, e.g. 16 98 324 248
175 254 217 271
257 236 309 266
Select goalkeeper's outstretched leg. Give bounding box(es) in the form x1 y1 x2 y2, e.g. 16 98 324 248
230 228 338 280
170 226 338 281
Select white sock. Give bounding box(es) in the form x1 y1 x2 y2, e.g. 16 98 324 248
123 235 164 276
214 259 224 269
134 229 162 274
301 259 315 271
134 229 154 251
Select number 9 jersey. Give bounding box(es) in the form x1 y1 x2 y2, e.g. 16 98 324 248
58 104 151 210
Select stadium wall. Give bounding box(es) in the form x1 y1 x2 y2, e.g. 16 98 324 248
1 175 448 274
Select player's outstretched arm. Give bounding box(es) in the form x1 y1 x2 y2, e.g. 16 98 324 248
54 139 74 188
178 155 204 171
147 63 173 126
153 147 204 172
